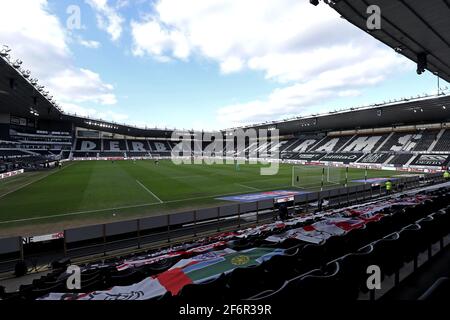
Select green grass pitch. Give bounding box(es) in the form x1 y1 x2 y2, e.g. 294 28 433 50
0 160 405 235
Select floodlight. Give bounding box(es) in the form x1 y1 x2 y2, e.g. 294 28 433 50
0 45 11 57
22 69 31 78
13 59 22 68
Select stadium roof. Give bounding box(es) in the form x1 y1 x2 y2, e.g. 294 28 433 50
326 0 450 83
0 56 63 120
0 56 177 137
247 93 450 136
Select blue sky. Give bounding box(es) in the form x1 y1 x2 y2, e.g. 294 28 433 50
0 0 448 131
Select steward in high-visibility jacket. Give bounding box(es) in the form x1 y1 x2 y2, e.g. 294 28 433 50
385 180 392 194
444 170 450 180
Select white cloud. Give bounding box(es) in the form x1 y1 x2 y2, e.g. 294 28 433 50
220 57 244 74
338 90 362 98
0 0 69 69
78 38 101 49
131 19 190 60
47 68 117 105
86 0 124 41
131 0 413 127
217 52 407 127
0 0 118 119
62 103 128 123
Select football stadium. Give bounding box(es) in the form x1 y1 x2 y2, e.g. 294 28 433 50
1 0 450 310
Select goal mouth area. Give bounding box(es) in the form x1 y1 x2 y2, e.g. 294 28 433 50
291 165 346 189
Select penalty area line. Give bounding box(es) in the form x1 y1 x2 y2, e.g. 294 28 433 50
136 180 164 204
235 183 260 191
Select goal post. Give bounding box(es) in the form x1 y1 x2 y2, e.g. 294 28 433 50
291 165 345 190
291 165 325 190
326 166 343 185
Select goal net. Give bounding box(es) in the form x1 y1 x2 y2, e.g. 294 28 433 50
326 166 343 185
291 165 344 189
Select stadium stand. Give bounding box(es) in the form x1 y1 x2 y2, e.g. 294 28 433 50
377 132 415 152
357 153 391 165
410 154 450 167
342 134 390 153
275 127 450 167
432 130 450 152
412 130 440 152
126 140 151 152
75 139 102 152
8 128 72 158
72 137 175 158
272 125 450 167
102 139 127 152
61 124 450 166
418 277 450 300
280 135 323 153
310 135 353 153
386 154 415 166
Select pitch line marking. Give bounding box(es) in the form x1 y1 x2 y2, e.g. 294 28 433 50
0 184 296 224
136 180 164 204
0 162 76 200
235 183 260 191
239 177 285 184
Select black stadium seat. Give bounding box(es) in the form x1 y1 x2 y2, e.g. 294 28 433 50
137 258 178 276
417 215 441 247
323 234 351 261
370 233 403 277
398 224 424 265
259 248 302 289
297 242 327 269
432 209 450 241
344 226 368 251
0 285 5 299
390 209 410 230
27 282 66 300
106 270 144 287
286 261 342 300
244 267 322 302
337 245 375 297
418 277 450 300
227 264 269 299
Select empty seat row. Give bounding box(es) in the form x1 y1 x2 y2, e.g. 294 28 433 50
245 205 450 302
